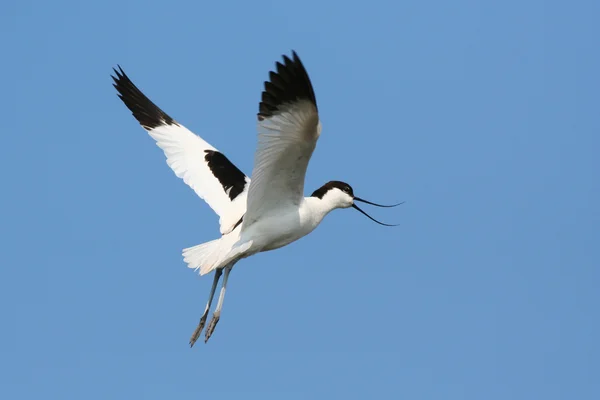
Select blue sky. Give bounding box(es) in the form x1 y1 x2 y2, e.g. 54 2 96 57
2 0 599 398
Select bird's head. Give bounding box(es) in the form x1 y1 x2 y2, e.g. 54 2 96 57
311 181 401 226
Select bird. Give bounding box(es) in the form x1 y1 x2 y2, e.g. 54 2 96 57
112 51 400 346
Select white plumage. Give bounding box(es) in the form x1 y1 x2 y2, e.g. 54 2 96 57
245 100 321 228
148 123 250 235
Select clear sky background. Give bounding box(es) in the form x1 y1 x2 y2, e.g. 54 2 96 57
2 0 598 398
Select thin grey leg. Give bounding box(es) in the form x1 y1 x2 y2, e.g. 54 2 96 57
205 265 233 342
189 268 222 347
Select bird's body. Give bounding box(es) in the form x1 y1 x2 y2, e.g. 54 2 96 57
182 179 353 280
241 194 347 252
112 51 399 346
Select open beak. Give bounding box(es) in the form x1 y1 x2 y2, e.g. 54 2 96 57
352 197 402 226
354 197 403 208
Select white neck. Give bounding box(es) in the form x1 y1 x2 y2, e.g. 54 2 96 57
300 194 345 228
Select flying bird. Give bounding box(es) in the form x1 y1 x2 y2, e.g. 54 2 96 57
112 51 400 346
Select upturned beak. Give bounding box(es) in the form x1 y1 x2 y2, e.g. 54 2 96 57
352 197 402 226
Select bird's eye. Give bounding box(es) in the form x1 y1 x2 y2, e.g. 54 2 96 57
344 186 351 193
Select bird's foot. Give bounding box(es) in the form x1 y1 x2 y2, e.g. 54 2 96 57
189 314 208 347
205 312 220 343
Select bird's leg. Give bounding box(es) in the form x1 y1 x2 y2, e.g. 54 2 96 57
205 265 232 342
189 268 222 347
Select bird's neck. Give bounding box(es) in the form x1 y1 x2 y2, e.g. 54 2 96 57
301 196 340 224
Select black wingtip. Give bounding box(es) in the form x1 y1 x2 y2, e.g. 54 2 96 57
111 66 176 130
258 50 317 121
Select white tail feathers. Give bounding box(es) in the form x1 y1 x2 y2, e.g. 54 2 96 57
183 239 224 275
183 235 253 276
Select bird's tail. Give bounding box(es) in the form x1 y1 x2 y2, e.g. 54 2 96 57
182 238 225 276
182 235 252 276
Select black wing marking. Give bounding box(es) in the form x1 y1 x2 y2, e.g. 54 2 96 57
112 66 176 130
204 150 247 201
258 51 318 121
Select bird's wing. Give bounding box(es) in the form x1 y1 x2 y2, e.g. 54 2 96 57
243 51 321 229
112 67 249 235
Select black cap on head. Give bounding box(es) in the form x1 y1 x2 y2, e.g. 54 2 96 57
311 181 353 199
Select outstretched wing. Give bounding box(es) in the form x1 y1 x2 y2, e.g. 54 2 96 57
243 51 321 229
112 67 249 234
